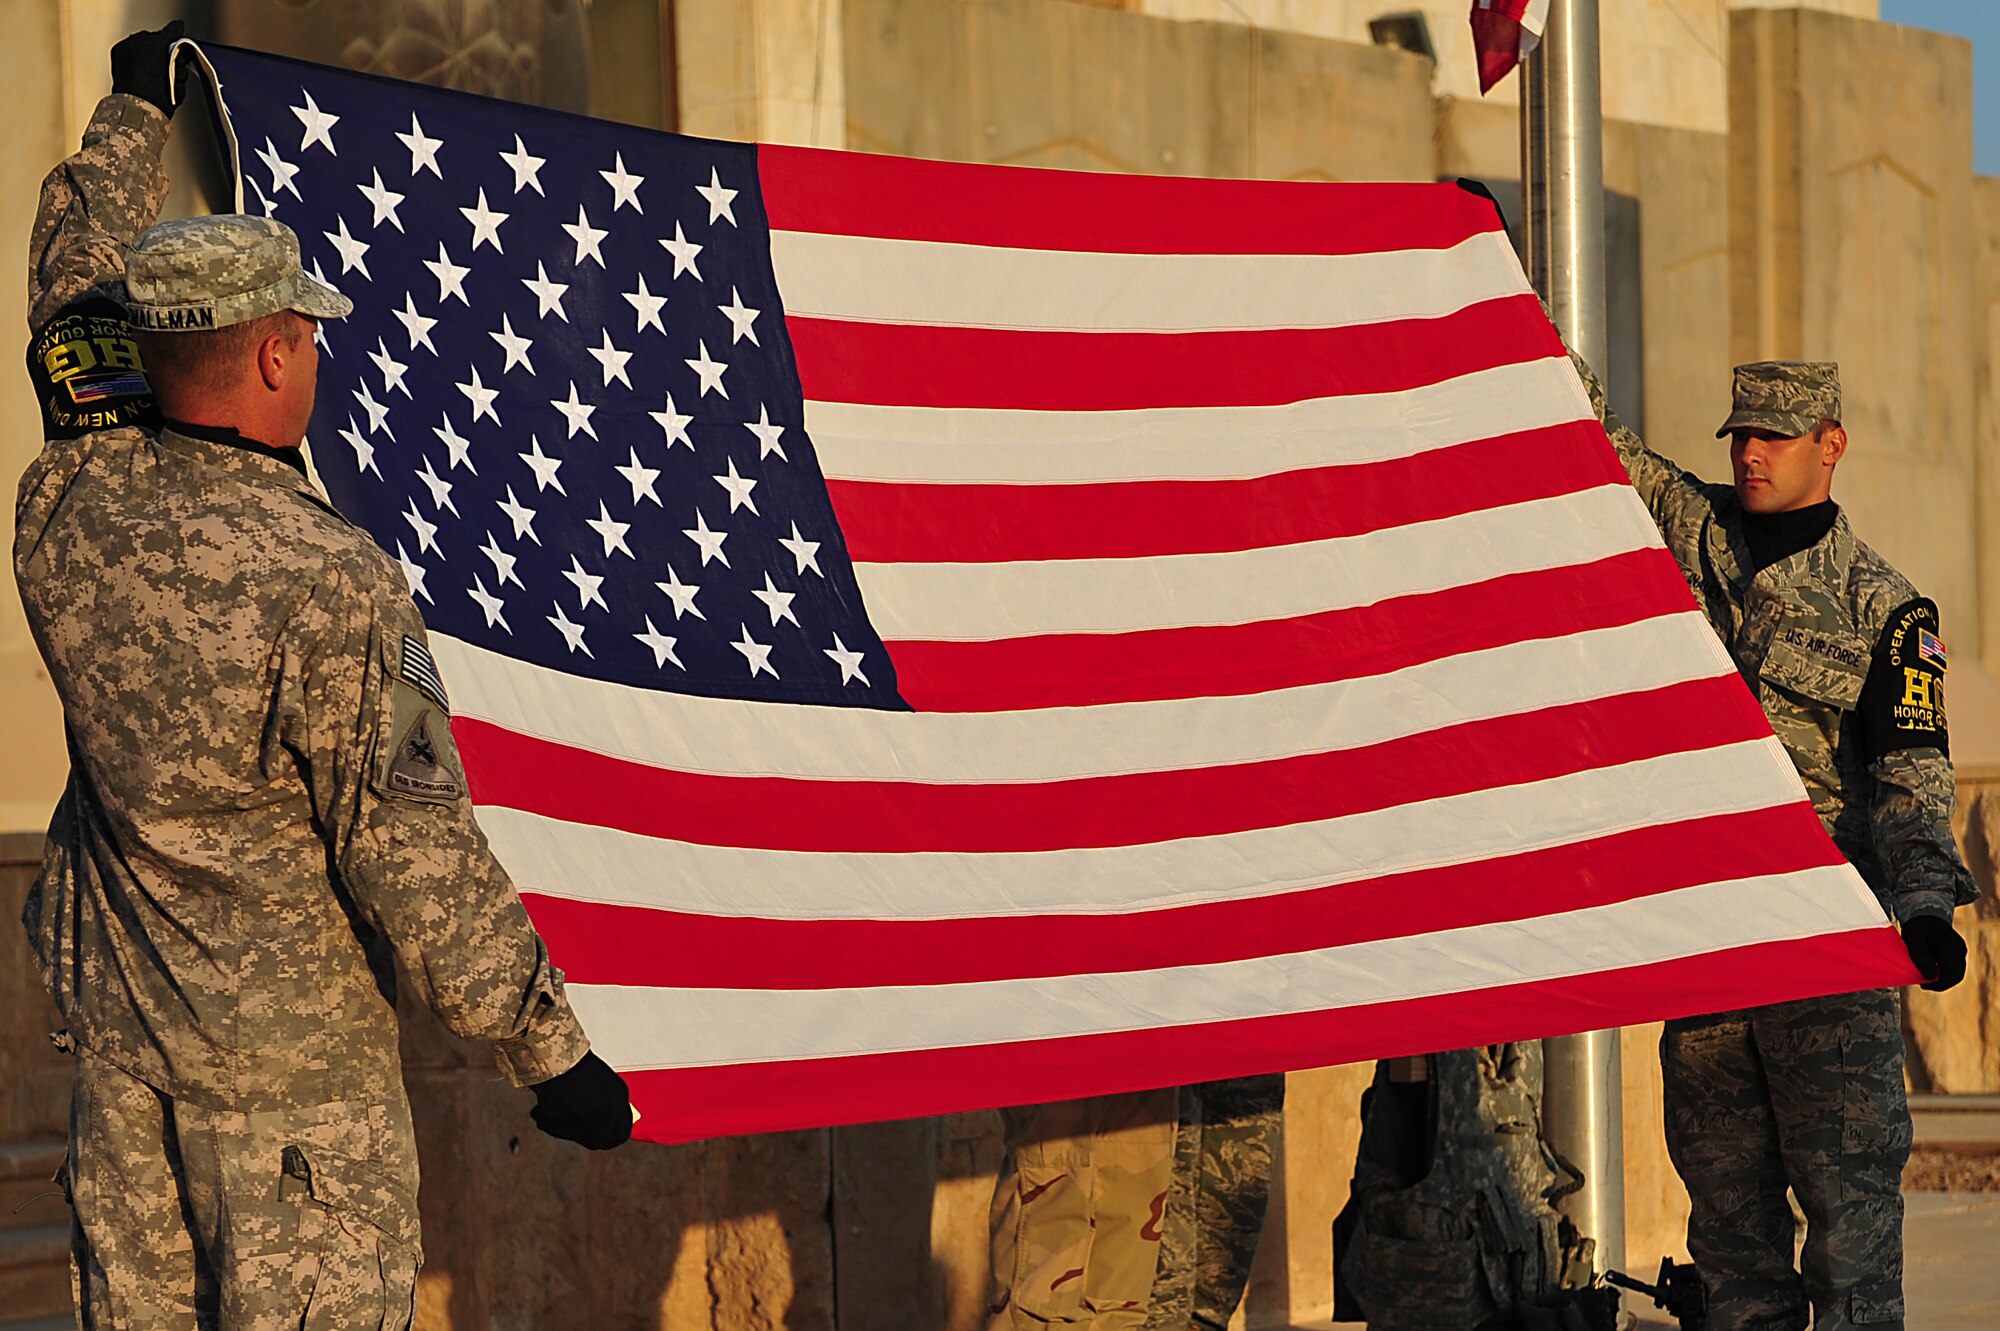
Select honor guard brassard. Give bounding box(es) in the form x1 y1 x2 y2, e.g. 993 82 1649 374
1859 597 1950 758
29 298 159 438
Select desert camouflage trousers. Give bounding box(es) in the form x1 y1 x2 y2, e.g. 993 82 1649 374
1662 989 1911 1331
64 1047 422 1330
1143 1075 1284 1331
989 1089 1178 1329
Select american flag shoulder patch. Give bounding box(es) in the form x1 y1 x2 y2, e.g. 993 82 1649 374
399 633 450 710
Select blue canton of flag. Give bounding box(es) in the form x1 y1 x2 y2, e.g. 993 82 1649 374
199 45 904 710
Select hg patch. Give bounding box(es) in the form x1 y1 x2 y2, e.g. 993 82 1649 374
1859 597 1949 758
374 637 464 804
28 302 158 438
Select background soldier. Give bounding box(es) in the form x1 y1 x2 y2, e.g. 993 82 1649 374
1143 1075 1284 1331
1571 346 1977 1331
16 26 634 1328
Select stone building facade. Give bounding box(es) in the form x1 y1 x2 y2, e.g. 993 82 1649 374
1 1 1995 1327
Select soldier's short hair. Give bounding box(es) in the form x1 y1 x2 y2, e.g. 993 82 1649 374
134 311 304 398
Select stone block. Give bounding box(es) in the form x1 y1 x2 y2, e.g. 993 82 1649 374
845 0 1432 182
1729 7 1980 646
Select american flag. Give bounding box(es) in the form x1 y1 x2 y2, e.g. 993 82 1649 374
195 42 1914 1144
1472 0 1553 94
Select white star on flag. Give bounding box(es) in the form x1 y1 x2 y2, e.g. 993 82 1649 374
518 436 565 493
467 575 510 630
660 221 703 280
425 243 471 305
478 530 523 588
713 457 758 515
683 510 729 567
256 137 302 199
401 501 440 554
460 188 509 252
719 287 760 345
546 602 591 655
369 338 411 398
456 365 500 425
499 133 545 194
685 341 728 398
564 205 609 267
324 218 370 276
352 381 392 436
654 565 704 620
496 485 540 542
395 542 432 602
616 448 663 506
522 263 570 321
649 393 694 449
730 623 777 679
337 416 378 477
823 634 869 685
633 617 682 669
358 168 405 230
552 382 598 440
490 314 535 374
561 554 608 610
587 501 635 559
393 293 438 353
697 167 738 225
292 90 339 154
746 405 786 460
623 274 668 335
414 456 458 515
751 572 799 627
433 413 475 472
779 522 822 577
588 330 634 389
600 153 645 212
396 114 444 178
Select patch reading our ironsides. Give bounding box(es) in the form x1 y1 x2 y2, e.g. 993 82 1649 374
386 706 463 801
400 634 449 710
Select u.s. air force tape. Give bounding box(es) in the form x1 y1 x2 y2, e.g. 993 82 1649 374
399 634 449 711
1858 597 1949 759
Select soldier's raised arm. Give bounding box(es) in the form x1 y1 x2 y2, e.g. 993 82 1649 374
25 24 181 445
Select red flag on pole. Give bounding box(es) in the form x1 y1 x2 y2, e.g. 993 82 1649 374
1473 0 1553 93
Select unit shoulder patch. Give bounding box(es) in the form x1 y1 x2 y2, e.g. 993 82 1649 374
28 303 159 439
1858 596 1949 759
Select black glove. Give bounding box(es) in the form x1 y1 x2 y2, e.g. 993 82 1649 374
110 20 187 117
1902 914 1967 993
528 1051 633 1150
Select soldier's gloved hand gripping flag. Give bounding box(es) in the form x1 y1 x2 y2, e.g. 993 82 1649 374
186 42 1917 1144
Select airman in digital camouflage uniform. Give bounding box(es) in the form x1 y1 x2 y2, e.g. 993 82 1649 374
16 27 634 1329
1142 1075 1284 1331
1571 347 1977 1331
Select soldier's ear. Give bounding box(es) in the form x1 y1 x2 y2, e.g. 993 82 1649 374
1818 424 1848 467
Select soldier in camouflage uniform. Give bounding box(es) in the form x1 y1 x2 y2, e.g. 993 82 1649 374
1570 347 1978 1331
988 1087 1178 1330
16 26 634 1329
1142 1075 1284 1331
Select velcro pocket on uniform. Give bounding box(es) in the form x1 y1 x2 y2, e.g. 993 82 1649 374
1760 615 1869 711
292 1143 421 1251
1848 1279 1905 1324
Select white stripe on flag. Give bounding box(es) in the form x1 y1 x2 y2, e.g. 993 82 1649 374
480 739 1811 919
771 229 1530 332
850 485 1660 640
565 867 1884 1069
434 611 1732 784
806 358 1594 484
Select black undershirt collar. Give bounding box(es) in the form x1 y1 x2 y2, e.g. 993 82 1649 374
163 419 308 478
1741 499 1838 573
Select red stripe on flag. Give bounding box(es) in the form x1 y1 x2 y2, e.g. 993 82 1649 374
827 424 1625 563
456 676 1766 854
786 295 1561 410
759 144 1503 254
618 930 1918 1142
522 804 1844 989
888 550 1694 712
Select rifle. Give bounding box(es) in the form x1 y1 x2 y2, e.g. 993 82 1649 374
1605 1258 1706 1330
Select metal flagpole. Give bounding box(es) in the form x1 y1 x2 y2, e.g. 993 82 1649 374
1519 0 1626 1285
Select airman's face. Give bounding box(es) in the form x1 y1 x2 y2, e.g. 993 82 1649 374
1729 426 1841 514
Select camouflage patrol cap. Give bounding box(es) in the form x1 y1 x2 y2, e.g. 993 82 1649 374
1714 360 1841 439
124 214 352 332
